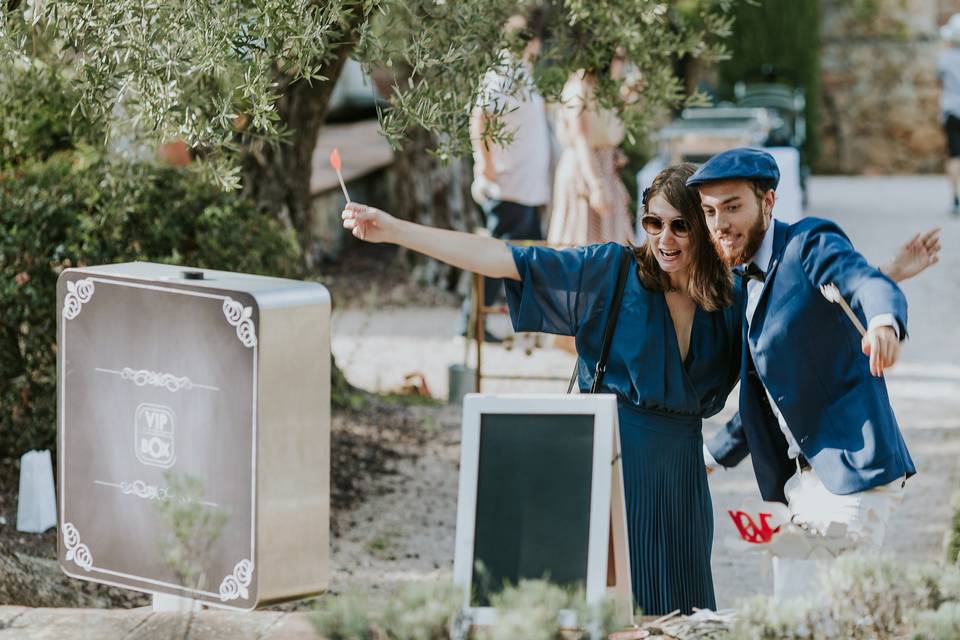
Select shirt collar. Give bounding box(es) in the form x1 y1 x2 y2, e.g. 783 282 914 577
748 218 777 273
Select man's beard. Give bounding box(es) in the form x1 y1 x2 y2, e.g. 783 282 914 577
712 214 768 267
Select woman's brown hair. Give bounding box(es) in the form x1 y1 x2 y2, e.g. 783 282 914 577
633 163 732 311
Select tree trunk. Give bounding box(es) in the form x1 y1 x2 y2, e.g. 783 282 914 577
389 127 479 292
241 45 356 269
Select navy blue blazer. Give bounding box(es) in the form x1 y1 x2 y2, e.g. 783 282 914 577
707 218 916 503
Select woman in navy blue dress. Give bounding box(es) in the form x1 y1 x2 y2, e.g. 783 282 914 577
343 163 740 615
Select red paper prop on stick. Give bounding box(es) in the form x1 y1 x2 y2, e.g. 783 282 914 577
728 510 779 544
329 148 351 203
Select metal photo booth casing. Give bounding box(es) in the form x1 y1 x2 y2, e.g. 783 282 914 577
57 262 330 609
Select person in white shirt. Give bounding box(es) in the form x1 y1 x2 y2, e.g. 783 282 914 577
939 13 960 215
461 8 551 340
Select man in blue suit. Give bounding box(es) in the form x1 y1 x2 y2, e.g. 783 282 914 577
687 148 916 552
705 231 940 480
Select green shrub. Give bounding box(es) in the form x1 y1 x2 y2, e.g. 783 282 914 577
727 554 960 640
0 151 302 458
311 590 379 640
310 579 623 640
912 601 960 640
482 580 623 640
946 492 960 565
0 59 96 168
311 581 462 640
717 0 820 166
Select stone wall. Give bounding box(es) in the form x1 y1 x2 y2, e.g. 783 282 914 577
818 0 960 173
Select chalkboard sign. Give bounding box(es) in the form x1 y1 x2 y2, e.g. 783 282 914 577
454 394 631 625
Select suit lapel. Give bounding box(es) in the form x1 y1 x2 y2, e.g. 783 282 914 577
749 220 790 344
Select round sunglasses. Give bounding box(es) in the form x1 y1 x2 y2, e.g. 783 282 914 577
641 215 691 237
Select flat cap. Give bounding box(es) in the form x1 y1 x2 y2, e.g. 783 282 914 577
685 147 780 190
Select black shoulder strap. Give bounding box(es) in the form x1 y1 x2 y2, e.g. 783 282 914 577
566 249 633 394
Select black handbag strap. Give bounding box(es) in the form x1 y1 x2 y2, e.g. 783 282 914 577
566 249 633 394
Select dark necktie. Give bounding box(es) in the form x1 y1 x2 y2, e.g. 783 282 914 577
742 262 766 283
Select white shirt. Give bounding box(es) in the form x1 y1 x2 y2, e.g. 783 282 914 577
705 219 898 468
744 221 802 459
471 53 551 207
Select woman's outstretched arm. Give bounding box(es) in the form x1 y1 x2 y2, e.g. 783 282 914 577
341 203 520 280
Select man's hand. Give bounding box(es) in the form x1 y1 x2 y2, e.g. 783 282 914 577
862 325 900 377
881 228 941 282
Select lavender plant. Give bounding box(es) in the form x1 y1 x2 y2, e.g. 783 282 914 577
154 473 230 592
727 554 960 640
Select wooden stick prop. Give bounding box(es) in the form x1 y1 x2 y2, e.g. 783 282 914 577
819 283 866 336
329 148 350 203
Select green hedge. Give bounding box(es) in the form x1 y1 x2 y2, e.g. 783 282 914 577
0 152 302 457
717 0 820 166
0 60 94 168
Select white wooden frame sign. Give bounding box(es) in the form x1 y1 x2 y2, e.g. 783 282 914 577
453 393 632 627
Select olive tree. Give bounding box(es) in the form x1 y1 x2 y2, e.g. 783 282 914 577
0 0 733 263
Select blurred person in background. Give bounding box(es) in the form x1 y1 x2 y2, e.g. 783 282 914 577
463 7 551 342
548 51 638 354
547 52 635 247
938 13 960 216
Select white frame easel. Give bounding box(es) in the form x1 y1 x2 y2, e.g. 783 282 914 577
453 393 632 627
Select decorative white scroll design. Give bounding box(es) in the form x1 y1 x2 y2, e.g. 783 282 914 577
219 559 254 601
94 367 219 392
62 278 95 320
62 522 93 571
120 479 165 500
222 298 257 348
93 479 219 508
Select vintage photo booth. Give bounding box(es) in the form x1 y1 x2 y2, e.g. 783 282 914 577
57 263 330 609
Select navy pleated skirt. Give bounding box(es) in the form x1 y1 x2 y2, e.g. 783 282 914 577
619 404 716 615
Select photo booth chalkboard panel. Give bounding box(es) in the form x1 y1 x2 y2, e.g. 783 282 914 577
471 413 595 606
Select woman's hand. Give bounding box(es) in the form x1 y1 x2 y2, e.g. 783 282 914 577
341 203 398 244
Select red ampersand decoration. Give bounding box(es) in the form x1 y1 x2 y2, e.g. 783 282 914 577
727 510 780 543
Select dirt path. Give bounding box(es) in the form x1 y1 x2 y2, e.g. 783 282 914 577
329 404 462 597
